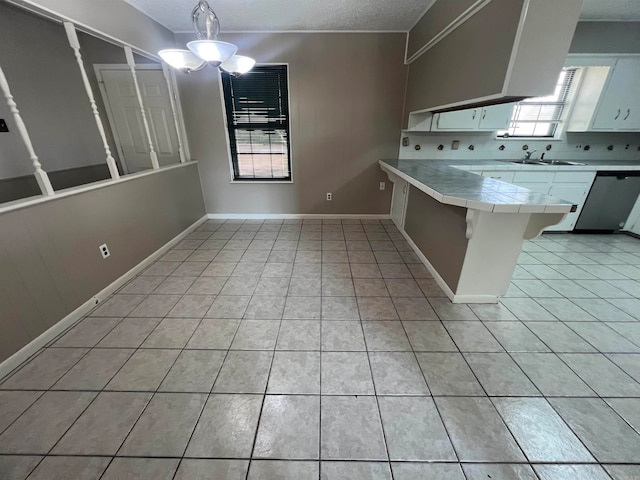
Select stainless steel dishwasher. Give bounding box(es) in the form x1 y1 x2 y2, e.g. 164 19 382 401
575 171 640 232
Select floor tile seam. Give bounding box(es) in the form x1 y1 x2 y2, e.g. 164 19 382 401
8 453 634 466
356 300 394 469
0 317 102 386
557 350 640 391
108 276 244 477
551 351 629 399
0 390 46 439
431 325 532 464
1 343 95 410
542 393 628 467
8 391 640 398
244 319 283 480
482 341 602 463
394 317 464 467
106 313 207 460
559 320 640 353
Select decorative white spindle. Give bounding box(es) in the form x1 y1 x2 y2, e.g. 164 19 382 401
124 46 159 169
162 64 186 163
63 22 120 180
0 65 54 196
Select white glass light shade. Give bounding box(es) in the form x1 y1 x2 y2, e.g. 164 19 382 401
221 55 256 75
187 40 237 66
158 49 206 71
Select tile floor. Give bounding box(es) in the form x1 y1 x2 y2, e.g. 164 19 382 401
1 218 640 479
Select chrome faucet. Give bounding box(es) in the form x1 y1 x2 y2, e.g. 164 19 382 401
523 149 538 160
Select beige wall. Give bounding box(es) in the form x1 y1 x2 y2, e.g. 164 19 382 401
407 0 477 60
404 0 524 117
177 32 407 215
404 185 468 291
18 0 175 55
570 21 640 54
0 3 106 179
0 164 205 361
403 0 582 116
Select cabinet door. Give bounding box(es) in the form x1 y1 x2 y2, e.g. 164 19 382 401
482 171 515 183
391 179 409 230
433 109 479 130
546 183 591 231
625 194 640 234
619 62 640 130
478 103 514 130
592 58 640 130
512 182 551 195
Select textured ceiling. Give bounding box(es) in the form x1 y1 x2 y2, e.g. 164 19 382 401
124 0 640 33
124 0 435 32
580 0 640 20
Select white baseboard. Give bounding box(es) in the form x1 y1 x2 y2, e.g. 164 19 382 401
398 226 499 305
0 215 208 382
207 213 392 220
451 294 499 303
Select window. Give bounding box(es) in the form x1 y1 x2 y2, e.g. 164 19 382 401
221 65 292 181
498 68 577 138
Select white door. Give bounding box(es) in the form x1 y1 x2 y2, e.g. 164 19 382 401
478 103 514 130
100 68 180 173
391 179 409 230
433 109 479 130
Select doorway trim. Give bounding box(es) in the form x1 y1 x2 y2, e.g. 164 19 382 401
94 63 190 174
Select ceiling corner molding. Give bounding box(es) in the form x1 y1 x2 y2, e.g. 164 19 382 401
404 0 492 64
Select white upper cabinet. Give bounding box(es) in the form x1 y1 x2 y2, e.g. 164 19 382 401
592 58 640 130
477 103 515 130
568 56 640 132
430 103 514 132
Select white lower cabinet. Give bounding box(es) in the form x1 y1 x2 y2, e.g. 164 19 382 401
482 171 515 183
625 195 640 235
390 178 409 230
546 183 592 231
513 182 552 195
474 169 597 232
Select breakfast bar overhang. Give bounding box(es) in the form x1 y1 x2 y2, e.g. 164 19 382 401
380 159 575 304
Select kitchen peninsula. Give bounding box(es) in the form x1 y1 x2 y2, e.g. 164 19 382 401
379 159 574 303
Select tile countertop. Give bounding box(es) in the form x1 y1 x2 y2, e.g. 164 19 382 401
379 159 574 214
448 159 640 172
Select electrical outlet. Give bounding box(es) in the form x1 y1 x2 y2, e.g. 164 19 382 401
379 182 385 191
99 243 110 259
451 140 459 150
326 192 332 201
402 137 409 147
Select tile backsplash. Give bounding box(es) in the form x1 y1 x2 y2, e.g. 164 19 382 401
398 131 640 162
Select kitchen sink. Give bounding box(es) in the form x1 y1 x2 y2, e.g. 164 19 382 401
539 160 586 166
509 160 545 165
509 160 586 166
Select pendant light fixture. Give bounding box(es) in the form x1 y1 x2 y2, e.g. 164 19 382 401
159 0 255 75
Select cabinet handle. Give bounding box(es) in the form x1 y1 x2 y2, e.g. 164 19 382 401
472 109 477 120
403 184 407 194
436 114 440 128
614 109 621 120
624 108 631 120
482 109 487 120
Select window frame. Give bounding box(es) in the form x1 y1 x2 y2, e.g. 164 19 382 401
219 63 294 184
497 67 579 139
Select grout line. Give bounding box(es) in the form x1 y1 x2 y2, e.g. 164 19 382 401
1 222 639 475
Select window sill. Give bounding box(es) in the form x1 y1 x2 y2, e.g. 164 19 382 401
494 136 564 142
230 180 294 184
